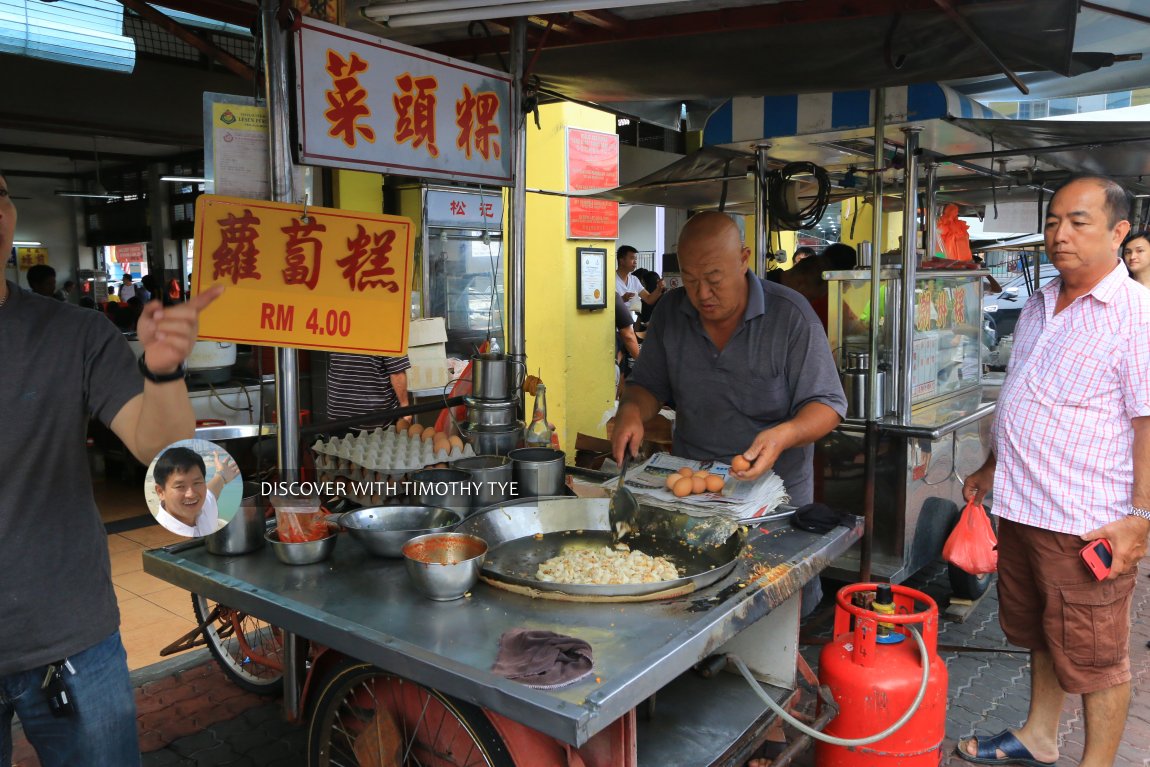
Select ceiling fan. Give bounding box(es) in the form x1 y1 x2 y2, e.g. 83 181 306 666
55 138 123 201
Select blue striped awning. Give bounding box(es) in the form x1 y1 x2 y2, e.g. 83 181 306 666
703 83 1002 146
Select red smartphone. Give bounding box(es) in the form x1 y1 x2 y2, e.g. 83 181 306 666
1079 539 1113 581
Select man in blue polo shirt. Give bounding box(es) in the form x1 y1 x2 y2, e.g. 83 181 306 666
612 211 845 506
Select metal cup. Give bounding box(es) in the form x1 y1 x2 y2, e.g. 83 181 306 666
470 354 525 401
508 447 566 497
452 455 513 510
205 482 267 556
410 468 473 512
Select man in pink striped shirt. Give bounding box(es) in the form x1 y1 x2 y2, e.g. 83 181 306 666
958 176 1150 767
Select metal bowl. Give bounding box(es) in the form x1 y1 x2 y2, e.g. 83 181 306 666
402 532 488 601
265 530 337 565
331 506 461 558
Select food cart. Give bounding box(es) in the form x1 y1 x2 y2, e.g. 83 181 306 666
141 10 864 767
145 499 861 765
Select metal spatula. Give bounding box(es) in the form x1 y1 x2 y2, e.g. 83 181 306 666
609 454 640 540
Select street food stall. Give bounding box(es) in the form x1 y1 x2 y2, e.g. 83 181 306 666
135 1 1150 764
141 10 864 767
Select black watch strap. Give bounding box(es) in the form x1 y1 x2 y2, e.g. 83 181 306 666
138 354 187 383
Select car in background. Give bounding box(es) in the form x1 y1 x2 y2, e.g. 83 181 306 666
982 264 1060 344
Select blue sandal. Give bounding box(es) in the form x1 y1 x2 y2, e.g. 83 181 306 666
955 730 1057 767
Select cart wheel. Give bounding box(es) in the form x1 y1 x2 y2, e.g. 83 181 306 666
191 593 284 695
948 563 993 600
307 657 514 767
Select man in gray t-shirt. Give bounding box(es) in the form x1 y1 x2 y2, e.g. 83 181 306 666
612 211 846 507
0 170 223 766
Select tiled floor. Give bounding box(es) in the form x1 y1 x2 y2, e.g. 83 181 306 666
97 473 202 671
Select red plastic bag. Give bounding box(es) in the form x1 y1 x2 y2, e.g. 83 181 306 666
936 203 974 262
942 500 998 575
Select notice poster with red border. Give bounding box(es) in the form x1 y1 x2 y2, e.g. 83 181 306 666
566 127 619 240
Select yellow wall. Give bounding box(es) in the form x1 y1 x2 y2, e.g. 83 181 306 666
841 196 902 254
332 170 383 214
525 102 617 453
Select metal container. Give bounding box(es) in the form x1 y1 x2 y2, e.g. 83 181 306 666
265 530 337 565
409 468 473 511
460 421 523 456
330 505 460 557
402 532 488 601
508 447 566 497
470 353 524 401
452 455 513 509
842 367 888 420
204 482 267 556
465 395 518 427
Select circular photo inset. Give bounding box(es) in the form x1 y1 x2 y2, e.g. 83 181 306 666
145 439 243 538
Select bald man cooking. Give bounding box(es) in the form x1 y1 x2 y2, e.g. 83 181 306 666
612 211 846 510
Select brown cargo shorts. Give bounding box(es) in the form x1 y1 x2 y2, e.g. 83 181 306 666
996 518 1137 695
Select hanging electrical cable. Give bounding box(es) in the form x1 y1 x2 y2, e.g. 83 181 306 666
764 161 832 231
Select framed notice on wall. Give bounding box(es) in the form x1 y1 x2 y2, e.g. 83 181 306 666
576 247 608 310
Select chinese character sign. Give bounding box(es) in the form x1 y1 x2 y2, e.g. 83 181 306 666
567 127 620 240
192 195 415 355
296 17 512 186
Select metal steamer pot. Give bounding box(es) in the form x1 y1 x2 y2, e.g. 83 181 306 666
470 353 526 401
455 497 746 599
465 396 519 428
458 421 523 456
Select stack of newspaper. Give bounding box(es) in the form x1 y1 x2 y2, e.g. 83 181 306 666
602 453 789 523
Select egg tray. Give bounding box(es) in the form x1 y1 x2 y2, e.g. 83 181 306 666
311 427 473 473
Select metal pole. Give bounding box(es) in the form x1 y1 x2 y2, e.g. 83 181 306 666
899 129 922 424
507 19 527 386
860 87 885 584
755 145 770 277
867 90 885 422
260 0 303 722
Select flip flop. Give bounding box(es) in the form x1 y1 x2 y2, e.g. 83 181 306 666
955 730 1057 767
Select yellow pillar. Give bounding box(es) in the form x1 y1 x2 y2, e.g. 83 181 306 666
525 103 617 454
841 197 902 254
332 170 383 214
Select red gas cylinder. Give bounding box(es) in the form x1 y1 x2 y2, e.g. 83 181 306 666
816 583 948 767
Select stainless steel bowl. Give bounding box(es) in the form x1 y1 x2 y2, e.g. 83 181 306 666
331 506 461 557
402 532 487 601
265 530 337 565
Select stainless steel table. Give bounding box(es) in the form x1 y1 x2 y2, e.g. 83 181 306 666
143 503 861 748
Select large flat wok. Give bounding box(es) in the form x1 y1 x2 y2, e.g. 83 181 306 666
454 496 745 598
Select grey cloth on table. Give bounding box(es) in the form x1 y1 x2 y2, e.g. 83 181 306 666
491 629 593 689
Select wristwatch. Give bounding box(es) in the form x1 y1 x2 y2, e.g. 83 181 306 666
1128 506 1150 523
138 354 187 383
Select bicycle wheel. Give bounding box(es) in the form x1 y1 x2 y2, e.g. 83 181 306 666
191 593 285 695
307 657 514 767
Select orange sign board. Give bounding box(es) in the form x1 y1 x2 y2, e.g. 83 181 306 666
192 195 415 355
566 127 619 240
